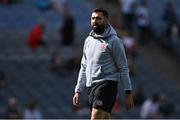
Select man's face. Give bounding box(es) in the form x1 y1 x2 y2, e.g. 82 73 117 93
91 12 107 34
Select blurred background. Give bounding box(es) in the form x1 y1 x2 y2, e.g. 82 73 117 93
0 0 180 119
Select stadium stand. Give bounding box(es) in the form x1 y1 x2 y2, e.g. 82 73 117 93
0 0 180 119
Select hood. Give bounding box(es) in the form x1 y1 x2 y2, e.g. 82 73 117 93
89 24 117 39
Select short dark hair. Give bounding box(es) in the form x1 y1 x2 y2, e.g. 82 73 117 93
92 8 109 19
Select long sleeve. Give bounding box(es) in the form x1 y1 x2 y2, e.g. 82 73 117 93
111 37 132 91
75 45 87 93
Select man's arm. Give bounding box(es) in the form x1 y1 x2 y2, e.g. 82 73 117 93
73 43 87 106
74 54 87 93
111 37 134 110
111 37 132 90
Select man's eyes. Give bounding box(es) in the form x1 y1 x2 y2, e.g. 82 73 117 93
92 17 101 20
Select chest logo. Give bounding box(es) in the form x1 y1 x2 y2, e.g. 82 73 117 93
100 43 108 51
95 99 103 106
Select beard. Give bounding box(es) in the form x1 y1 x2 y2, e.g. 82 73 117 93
92 25 106 34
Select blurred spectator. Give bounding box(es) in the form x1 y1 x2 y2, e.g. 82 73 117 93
135 0 150 45
120 29 138 59
36 0 52 12
118 0 136 31
158 93 175 118
162 1 179 47
52 0 67 12
0 70 6 88
132 84 145 106
27 20 46 52
5 97 22 119
23 100 42 119
166 20 180 47
140 93 160 119
162 1 178 27
59 8 75 46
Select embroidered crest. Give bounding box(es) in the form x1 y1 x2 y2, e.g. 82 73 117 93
100 43 107 51
96 99 103 106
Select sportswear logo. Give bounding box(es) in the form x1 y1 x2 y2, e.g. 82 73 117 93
96 99 103 106
100 43 107 51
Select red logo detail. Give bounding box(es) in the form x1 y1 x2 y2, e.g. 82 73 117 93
100 43 107 50
96 99 103 106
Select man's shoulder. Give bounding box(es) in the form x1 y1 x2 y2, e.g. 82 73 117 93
107 35 121 44
83 36 93 46
86 35 93 39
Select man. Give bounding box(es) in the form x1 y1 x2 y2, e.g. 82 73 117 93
73 8 134 119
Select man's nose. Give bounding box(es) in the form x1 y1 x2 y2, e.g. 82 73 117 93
92 19 96 23
93 20 98 24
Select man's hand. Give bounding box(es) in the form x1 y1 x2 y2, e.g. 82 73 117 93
73 92 81 106
125 93 134 111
